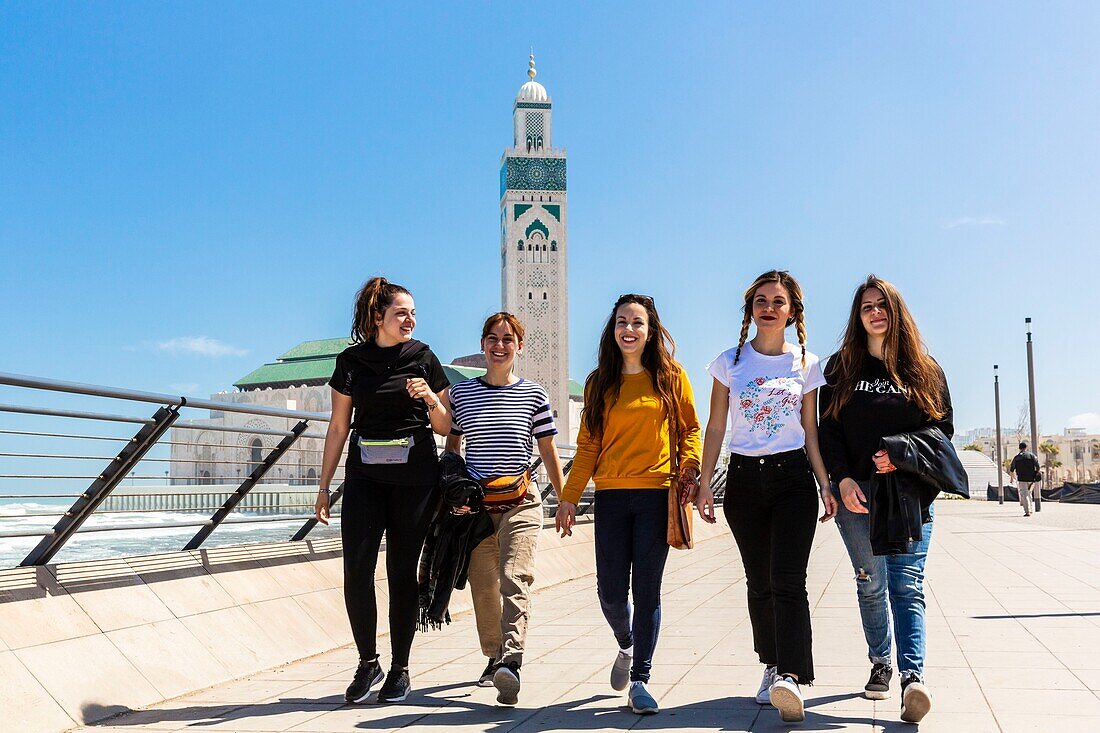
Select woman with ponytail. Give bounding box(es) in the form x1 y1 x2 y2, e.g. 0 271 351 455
818 276 953 723
694 270 836 723
315 277 451 704
556 294 702 716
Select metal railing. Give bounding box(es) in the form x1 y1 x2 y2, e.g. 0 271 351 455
0 371 729 569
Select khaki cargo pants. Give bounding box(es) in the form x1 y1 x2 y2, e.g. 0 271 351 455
468 489 542 667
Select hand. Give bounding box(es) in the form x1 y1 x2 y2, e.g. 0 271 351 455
839 477 868 514
315 489 330 525
819 489 838 523
555 501 576 537
406 378 437 406
695 484 717 524
680 467 701 504
872 449 896 474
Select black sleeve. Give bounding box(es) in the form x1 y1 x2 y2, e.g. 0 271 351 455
424 351 450 394
817 357 851 483
328 352 353 396
929 364 954 439
1008 455 1019 473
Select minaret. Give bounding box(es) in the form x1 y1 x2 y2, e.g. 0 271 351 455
500 54 570 443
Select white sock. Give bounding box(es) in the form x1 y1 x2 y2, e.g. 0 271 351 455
621 645 634 656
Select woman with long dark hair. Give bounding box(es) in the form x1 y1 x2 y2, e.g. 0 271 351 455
819 275 953 723
556 294 702 716
694 270 836 723
315 276 451 704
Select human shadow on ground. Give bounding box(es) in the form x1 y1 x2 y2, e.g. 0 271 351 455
84 685 881 732
972 611 1100 619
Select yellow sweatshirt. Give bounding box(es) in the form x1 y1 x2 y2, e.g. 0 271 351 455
560 367 702 505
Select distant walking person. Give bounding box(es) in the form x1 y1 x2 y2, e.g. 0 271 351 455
555 294 702 716
694 270 837 724
435 312 566 706
315 277 452 704
1010 442 1043 516
819 275 956 723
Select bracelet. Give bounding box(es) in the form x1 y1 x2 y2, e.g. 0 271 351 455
319 487 330 494
426 400 438 413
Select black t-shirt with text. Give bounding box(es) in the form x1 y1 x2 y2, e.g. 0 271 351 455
818 354 953 483
329 339 450 484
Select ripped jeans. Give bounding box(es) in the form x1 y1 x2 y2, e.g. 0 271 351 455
831 481 933 677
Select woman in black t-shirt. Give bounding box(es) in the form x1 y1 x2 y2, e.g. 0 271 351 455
315 277 451 704
818 275 951 724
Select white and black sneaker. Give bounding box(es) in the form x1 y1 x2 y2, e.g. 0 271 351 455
900 672 931 723
493 661 521 706
344 657 385 703
769 674 805 722
864 662 892 700
478 657 497 687
376 668 412 703
755 665 778 704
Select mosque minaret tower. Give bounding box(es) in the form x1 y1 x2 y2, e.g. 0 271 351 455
500 54 570 442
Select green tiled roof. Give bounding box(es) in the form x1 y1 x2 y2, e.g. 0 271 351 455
236 336 585 397
235 357 338 388
277 338 351 362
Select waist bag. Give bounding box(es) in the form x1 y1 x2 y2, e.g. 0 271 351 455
358 434 416 464
478 471 531 513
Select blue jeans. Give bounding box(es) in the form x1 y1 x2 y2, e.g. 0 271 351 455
832 481 933 677
593 489 670 683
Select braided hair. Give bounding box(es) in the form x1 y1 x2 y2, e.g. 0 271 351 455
733 270 808 367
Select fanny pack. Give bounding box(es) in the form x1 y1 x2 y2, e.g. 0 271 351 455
478 471 531 513
358 434 416 465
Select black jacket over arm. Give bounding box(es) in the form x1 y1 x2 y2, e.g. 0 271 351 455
871 425 968 555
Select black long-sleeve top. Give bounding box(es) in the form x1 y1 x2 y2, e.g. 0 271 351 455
818 354 953 484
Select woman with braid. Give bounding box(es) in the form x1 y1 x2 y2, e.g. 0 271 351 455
693 270 837 723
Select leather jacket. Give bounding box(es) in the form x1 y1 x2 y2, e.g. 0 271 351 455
870 426 968 555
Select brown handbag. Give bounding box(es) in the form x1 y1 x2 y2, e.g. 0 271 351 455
667 418 694 550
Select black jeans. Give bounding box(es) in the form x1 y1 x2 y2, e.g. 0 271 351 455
341 474 437 668
594 489 671 683
723 449 818 683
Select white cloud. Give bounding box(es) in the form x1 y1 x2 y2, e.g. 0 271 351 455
943 216 1006 230
169 382 200 394
156 337 247 358
1068 412 1100 434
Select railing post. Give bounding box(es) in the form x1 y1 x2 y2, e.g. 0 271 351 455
20 405 181 566
183 420 309 550
290 481 345 542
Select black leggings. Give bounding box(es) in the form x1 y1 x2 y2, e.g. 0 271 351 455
341 475 437 667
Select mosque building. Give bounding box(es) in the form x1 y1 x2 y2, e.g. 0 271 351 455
169 56 579 484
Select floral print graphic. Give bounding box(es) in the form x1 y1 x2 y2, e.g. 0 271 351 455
738 375 801 436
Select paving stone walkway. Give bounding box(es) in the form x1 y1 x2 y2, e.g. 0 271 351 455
79 501 1100 732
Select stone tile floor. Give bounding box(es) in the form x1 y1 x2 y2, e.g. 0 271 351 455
79 501 1100 732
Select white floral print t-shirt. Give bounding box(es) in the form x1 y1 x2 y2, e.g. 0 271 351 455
706 341 827 456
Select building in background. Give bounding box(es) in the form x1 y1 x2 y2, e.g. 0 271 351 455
961 427 1100 484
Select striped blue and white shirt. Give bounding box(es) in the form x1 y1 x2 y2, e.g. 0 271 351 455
449 377 558 480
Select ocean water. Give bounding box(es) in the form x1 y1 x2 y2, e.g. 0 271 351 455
0 498 341 568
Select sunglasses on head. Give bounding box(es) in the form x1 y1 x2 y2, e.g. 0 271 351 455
616 293 654 307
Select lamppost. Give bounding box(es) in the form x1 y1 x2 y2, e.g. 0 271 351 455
1026 318 1041 512
994 365 1004 505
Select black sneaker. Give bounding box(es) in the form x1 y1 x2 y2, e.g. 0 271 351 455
344 658 384 703
478 657 497 688
900 672 932 723
493 661 521 706
864 662 892 700
376 668 411 703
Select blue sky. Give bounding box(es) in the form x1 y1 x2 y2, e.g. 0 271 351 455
2 2 1099 436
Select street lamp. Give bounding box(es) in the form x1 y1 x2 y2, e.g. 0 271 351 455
1026 318 1041 512
994 365 1004 504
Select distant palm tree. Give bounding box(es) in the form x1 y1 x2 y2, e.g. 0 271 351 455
1039 441 1059 488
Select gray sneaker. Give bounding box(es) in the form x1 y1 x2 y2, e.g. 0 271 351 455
628 681 659 714
610 648 632 691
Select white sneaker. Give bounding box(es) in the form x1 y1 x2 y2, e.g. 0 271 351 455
755 665 778 704
769 674 805 722
610 648 632 692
